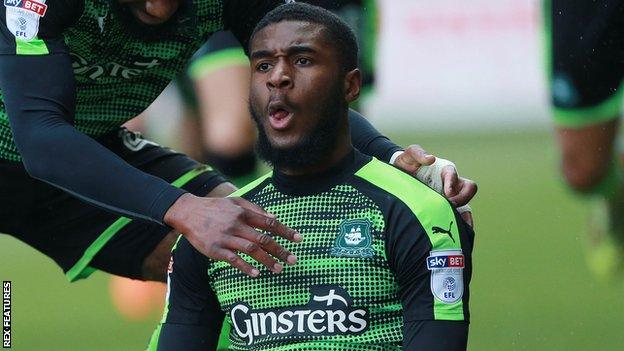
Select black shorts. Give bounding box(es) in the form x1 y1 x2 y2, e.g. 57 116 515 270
0 128 226 282
547 0 624 127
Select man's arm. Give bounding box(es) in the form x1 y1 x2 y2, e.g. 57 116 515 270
0 0 187 223
0 53 186 223
385 188 474 350
151 238 224 351
347 109 403 161
0 1 301 275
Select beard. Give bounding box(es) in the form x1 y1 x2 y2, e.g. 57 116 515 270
249 81 348 170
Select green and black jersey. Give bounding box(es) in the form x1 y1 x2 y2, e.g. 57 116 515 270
153 150 474 350
0 0 277 162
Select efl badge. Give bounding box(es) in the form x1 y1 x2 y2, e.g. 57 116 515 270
4 0 47 41
330 219 374 258
427 249 465 304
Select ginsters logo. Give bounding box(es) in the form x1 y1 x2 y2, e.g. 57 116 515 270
230 285 369 345
330 219 374 258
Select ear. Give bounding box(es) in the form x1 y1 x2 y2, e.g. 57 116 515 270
344 68 362 103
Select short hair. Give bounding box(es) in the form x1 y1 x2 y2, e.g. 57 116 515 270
250 2 359 72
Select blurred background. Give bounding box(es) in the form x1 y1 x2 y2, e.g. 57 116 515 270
3 0 624 350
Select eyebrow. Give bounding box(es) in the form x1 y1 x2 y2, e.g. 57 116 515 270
250 45 317 60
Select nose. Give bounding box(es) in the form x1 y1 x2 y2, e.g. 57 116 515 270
267 60 293 90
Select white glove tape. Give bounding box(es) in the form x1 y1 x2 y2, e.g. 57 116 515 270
414 158 456 194
456 204 472 214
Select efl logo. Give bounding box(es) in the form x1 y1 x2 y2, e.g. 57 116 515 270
2 281 10 349
4 0 47 17
427 254 465 270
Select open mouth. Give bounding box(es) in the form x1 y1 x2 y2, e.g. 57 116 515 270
268 103 294 131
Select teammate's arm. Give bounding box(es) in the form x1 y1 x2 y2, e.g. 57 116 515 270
0 0 300 275
386 198 474 350
152 238 223 351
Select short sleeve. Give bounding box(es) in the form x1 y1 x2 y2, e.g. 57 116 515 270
0 0 82 55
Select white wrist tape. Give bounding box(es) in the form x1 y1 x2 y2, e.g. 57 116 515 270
389 150 404 166
415 158 456 194
456 204 472 214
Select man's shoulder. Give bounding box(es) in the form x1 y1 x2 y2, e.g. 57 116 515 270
228 172 272 198
352 157 456 227
355 157 447 205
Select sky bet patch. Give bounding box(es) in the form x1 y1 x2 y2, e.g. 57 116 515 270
4 0 47 17
427 250 465 304
4 0 46 41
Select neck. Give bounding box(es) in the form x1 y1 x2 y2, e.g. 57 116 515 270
279 132 352 176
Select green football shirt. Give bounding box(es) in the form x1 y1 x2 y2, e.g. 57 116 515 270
152 151 474 350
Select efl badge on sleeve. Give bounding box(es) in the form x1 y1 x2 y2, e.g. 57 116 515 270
4 0 47 41
427 249 465 304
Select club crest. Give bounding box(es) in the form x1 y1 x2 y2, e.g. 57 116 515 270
330 219 374 258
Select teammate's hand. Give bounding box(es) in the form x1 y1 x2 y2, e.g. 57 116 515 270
164 194 302 277
391 145 477 227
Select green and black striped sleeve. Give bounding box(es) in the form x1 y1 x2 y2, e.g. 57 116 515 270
352 158 474 350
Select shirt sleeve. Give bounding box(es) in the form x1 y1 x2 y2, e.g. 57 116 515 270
0 1 190 224
348 109 403 162
385 197 474 348
154 237 224 351
222 0 284 51
0 0 79 55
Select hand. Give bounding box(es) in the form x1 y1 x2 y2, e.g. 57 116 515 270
164 194 302 277
391 145 477 227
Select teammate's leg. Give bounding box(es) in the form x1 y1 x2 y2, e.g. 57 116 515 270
547 0 624 279
187 31 258 187
556 119 620 194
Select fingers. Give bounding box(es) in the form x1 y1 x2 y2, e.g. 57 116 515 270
461 211 474 228
224 236 283 274
232 197 276 219
395 145 436 174
441 165 459 200
448 178 478 207
404 145 436 167
214 249 260 277
237 226 297 265
243 209 302 243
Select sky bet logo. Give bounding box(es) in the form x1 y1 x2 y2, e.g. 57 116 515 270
4 0 47 17
427 253 464 270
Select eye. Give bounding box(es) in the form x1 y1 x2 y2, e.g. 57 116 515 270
295 57 311 66
256 62 272 72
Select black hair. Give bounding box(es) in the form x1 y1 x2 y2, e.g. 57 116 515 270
250 2 359 72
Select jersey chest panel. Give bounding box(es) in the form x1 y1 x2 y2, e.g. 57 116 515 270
209 184 403 350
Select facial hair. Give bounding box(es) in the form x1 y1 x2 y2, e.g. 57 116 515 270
249 80 348 170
